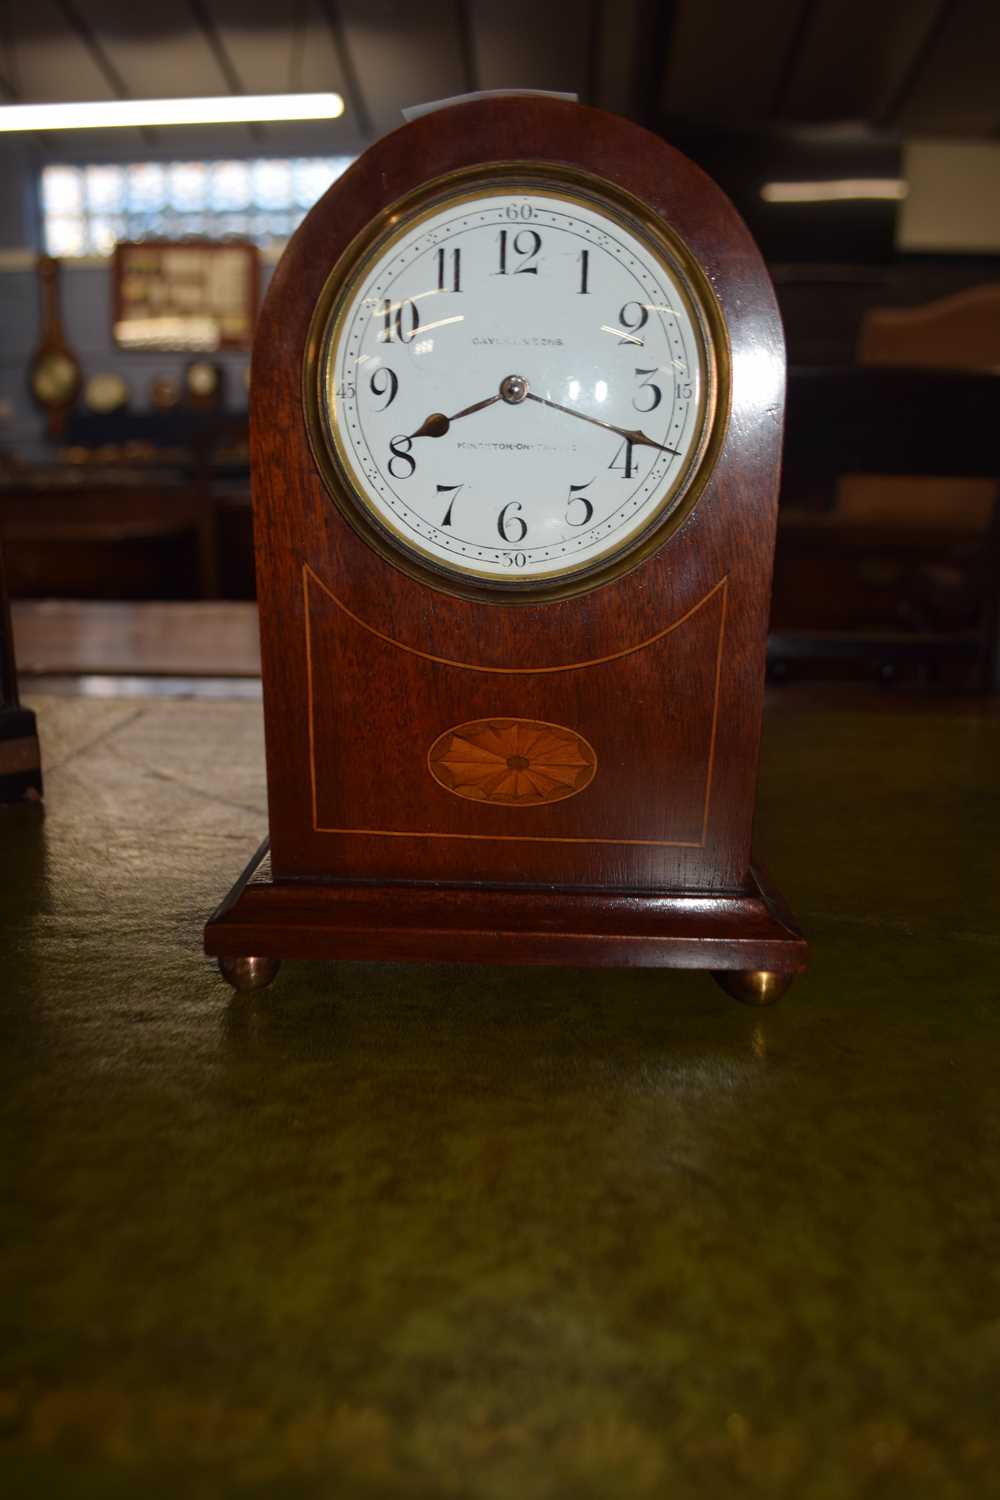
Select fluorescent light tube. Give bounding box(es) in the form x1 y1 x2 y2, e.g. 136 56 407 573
760 179 907 204
0 94 344 132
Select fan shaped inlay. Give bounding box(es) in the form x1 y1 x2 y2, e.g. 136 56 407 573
428 718 597 807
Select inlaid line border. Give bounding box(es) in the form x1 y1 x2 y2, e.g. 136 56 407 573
303 566 728 848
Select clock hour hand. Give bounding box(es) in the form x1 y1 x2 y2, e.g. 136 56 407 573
524 391 680 455
409 392 501 440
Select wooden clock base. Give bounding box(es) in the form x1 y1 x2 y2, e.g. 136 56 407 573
204 841 806 1004
0 706 43 805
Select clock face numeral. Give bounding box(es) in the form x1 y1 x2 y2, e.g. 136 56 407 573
388 434 416 478
610 440 637 479
437 482 464 526
436 247 462 293
632 368 662 412
380 298 420 343
618 301 649 346
566 481 595 527
496 229 541 276
369 367 398 409
328 187 707 586
497 501 527 543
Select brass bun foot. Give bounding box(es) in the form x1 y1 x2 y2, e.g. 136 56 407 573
712 969 794 1006
218 956 282 992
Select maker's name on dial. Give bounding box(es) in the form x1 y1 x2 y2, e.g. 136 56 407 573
472 336 565 347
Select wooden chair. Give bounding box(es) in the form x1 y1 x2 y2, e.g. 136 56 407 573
858 284 1000 370
0 485 213 601
845 283 1000 538
771 366 1000 690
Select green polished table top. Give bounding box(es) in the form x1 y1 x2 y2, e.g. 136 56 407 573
2 690 999 1498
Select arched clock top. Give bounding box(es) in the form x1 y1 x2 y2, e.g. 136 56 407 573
250 101 782 667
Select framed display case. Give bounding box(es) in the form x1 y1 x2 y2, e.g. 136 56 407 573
112 240 259 352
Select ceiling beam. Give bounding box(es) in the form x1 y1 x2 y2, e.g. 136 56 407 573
769 0 816 119
54 0 131 99
287 0 307 93
187 0 245 95
585 0 603 107
188 0 264 143
0 0 17 99
879 0 956 126
316 0 373 140
52 0 158 149
454 0 478 96
634 0 677 131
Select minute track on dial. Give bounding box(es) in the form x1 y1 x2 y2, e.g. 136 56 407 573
323 184 711 591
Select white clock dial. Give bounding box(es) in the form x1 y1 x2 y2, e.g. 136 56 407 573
315 181 718 593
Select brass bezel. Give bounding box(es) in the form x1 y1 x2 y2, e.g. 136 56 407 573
303 161 731 605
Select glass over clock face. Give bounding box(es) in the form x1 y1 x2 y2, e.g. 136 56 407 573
310 171 724 597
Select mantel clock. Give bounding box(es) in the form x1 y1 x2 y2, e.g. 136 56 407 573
205 97 807 1002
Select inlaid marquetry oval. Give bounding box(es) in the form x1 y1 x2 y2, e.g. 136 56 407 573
427 718 597 807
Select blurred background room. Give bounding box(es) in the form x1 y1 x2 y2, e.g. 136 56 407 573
4 9 1000 1498
1 0 998 692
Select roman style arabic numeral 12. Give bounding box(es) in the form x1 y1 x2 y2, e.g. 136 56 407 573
578 248 590 294
436 247 461 292
496 229 542 276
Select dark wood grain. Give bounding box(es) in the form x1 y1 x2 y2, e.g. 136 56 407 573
0 540 42 803
206 845 807 974
10 600 260 676
207 97 804 982
782 366 1000 496
774 364 1000 687
0 486 212 600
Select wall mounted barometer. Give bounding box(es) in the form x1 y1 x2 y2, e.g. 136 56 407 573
205 96 807 1001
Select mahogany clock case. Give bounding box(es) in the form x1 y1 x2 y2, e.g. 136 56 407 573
205 97 806 984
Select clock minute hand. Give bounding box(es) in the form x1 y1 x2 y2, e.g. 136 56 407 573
409 393 501 440
524 391 680 456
